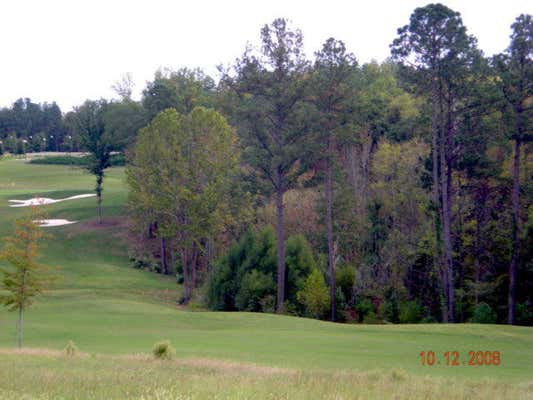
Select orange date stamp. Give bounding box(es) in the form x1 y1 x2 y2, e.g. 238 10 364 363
420 351 501 366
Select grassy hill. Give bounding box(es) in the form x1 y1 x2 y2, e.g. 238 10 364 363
0 157 532 399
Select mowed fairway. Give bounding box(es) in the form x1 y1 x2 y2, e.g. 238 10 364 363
0 157 532 399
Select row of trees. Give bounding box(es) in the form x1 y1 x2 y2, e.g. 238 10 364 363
0 99 64 153
124 5 531 325
3 3 529 325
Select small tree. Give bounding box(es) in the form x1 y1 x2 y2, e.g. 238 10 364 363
0 207 52 348
73 100 115 224
297 269 330 319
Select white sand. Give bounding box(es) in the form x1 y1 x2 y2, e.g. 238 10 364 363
8 193 96 208
34 219 78 227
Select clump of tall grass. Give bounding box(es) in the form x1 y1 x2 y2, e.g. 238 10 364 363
64 340 78 357
152 340 175 360
391 368 408 381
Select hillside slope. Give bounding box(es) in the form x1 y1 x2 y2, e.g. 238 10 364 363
0 158 532 384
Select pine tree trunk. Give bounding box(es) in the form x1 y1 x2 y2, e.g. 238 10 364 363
326 138 336 322
439 118 454 322
431 90 447 323
160 237 168 275
181 248 192 303
508 138 521 325
17 306 23 349
275 183 286 313
96 172 103 224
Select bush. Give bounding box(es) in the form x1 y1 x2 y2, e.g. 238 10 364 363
516 302 533 326
152 340 175 360
354 298 373 323
259 295 276 313
384 299 401 323
471 302 497 324
335 265 355 301
64 340 78 357
235 269 275 311
207 227 317 315
296 269 330 319
129 251 160 272
399 300 425 323
285 234 316 305
30 155 88 166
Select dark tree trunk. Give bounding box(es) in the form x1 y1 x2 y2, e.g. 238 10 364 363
17 306 23 349
160 237 168 275
474 184 487 307
181 248 192 303
431 107 447 323
508 138 521 325
191 242 198 292
275 182 286 313
438 95 455 323
441 116 455 323
96 172 103 224
326 137 336 321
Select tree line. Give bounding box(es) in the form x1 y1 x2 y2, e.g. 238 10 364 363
2 3 531 325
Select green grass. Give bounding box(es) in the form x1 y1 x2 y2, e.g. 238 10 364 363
0 157 532 399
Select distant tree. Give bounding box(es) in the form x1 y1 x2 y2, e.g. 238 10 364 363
493 14 533 324
73 100 114 223
112 73 135 101
105 99 146 150
223 18 311 312
142 68 215 120
0 208 52 348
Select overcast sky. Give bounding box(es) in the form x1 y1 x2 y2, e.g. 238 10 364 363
0 0 530 111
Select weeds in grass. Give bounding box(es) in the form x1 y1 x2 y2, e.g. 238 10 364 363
64 340 78 357
152 340 175 360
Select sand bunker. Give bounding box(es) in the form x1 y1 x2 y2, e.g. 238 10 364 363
34 219 78 227
8 194 96 208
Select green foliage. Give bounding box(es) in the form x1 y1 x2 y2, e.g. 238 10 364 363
471 302 497 324
399 300 425 324
207 228 317 316
0 207 53 348
235 269 275 312
296 269 330 319
127 107 240 301
384 292 400 324
152 340 175 360
516 302 533 326
285 234 316 305
354 299 374 323
207 227 276 311
142 68 214 120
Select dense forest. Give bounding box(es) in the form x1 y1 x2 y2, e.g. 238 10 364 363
1 4 531 325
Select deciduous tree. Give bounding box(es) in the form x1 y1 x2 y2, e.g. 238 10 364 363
0 208 53 348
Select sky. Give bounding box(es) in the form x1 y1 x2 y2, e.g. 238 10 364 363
0 0 531 111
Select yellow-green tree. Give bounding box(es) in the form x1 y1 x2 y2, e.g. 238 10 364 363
127 107 240 302
297 269 330 319
0 207 51 348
